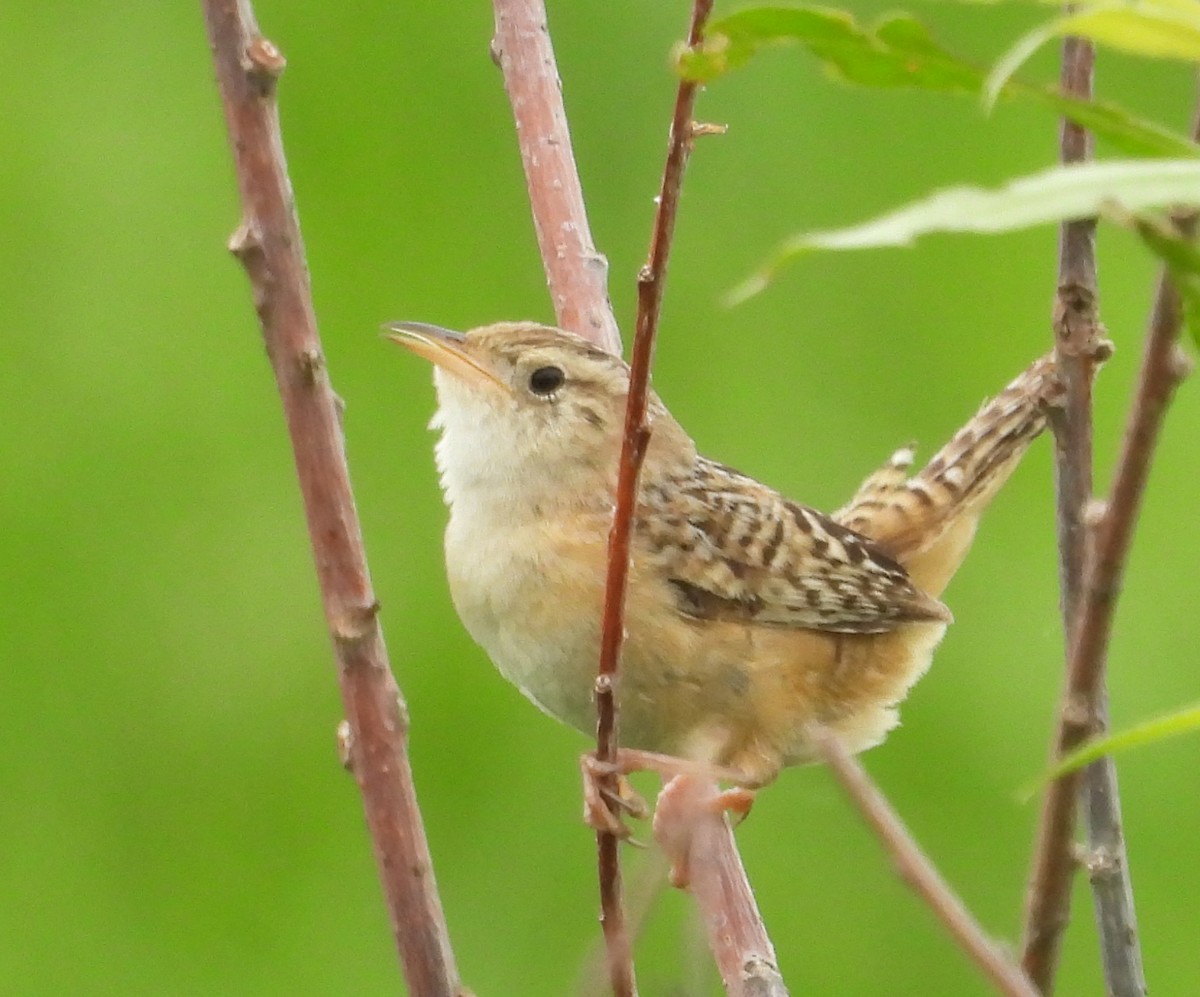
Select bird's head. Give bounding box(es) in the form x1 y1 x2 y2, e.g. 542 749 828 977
386 321 693 512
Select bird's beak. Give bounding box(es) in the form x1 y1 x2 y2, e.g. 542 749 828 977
384 322 508 392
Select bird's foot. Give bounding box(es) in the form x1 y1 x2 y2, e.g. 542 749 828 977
580 752 651 840
580 748 747 839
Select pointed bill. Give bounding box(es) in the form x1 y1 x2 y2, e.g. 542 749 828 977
384 322 509 393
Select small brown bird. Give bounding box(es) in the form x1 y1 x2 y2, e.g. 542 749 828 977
389 321 1061 788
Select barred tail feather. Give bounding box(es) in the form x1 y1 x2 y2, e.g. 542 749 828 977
835 354 1061 596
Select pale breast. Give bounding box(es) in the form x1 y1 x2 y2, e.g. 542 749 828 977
443 507 608 733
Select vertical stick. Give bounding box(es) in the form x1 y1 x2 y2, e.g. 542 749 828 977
492 2 787 992
1020 36 1102 991
490 0 622 352
592 3 715 992
1021 34 1157 997
201 3 464 994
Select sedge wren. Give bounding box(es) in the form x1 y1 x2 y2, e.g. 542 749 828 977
388 321 1061 787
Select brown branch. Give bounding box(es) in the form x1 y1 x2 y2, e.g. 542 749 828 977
592 3 722 995
1025 256 1190 997
1020 34 1100 991
814 732 1038 997
1022 36 1162 997
491 2 785 993
490 0 621 352
653 778 788 997
201 4 465 996
618 3 786 993
489 0 632 989
489 0 633 989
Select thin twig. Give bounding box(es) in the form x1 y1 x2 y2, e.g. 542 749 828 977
1072 204 1194 992
1022 35 1157 997
490 0 630 989
1020 33 1101 991
201 4 465 995
491 2 785 993
575 852 672 997
621 2 788 992
593 2 719 994
490 0 621 352
814 732 1039 997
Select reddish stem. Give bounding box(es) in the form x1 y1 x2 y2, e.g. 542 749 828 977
1021 35 1101 992
201 3 464 994
593 3 714 995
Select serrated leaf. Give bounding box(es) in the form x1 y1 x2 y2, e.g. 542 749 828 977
1020 701 1200 800
729 159 1200 303
675 6 1198 159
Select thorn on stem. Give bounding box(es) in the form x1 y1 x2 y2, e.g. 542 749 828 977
332 599 382 643
299 348 325 385
227 219 262 260
1061 693 1094 733
1078 844 1122 882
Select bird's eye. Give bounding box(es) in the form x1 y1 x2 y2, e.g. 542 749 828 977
528 365 565 396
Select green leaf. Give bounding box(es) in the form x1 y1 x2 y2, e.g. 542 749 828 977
677 9 984 91
1130 211 1200 348
1021 701 1200 800
1022 88 1198 159
674 6 1198 159
1062 3 1200 59
729 159 1200 303
986 1 1200 106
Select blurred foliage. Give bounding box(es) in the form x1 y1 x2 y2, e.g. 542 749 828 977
729 159 1200 304
675 5 1199 158
1029 701 1200 794
1 2 1197 995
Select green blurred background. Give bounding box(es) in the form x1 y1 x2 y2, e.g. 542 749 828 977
2 2 1196 994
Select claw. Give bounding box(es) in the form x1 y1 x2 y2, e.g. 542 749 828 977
714 786 757 825
581 753 650 839
580 748 755 844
